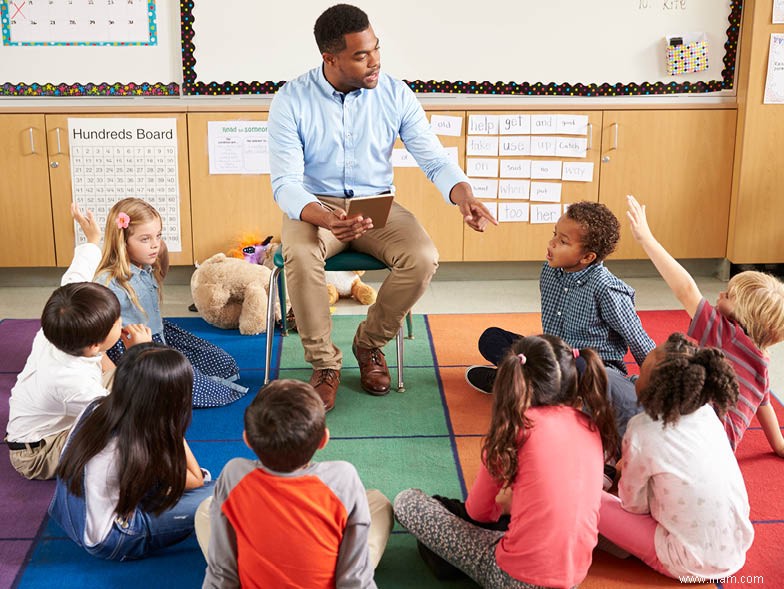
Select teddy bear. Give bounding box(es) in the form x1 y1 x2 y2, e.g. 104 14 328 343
325 270 378 306
190 253 280 335
259 242 377 307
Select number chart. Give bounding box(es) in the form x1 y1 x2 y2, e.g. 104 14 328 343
68 118 181 252
1 0 156 46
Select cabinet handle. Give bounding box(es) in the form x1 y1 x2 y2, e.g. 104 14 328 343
52 127 64 155
586 123 593 150
27 128 37 154
608 122 619 151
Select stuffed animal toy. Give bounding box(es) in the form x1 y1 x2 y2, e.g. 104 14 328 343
325 270 378 306
228 234 274 265
190 253 280 335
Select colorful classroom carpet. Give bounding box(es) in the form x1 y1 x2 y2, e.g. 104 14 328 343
1 312 782 589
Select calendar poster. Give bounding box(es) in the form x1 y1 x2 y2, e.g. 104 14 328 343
1 0 157 46
68 117 182 252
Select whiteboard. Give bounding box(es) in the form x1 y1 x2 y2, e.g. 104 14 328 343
0 0 180 96
186 0 740 96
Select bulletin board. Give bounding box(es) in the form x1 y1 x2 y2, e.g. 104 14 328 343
0 0 180 96
182 0 742 96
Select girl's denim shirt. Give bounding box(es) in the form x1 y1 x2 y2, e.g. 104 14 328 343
97 265 164 338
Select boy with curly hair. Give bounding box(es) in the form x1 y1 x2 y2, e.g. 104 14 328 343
466 201 654 439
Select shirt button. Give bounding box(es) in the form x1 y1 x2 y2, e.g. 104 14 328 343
563 287 568 292
556 311 561 316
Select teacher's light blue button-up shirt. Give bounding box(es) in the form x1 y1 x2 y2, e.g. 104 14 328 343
268 66 469 220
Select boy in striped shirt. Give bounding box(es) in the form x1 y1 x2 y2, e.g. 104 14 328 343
627 195 784 453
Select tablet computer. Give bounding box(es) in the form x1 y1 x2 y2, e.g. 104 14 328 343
344 193 394 228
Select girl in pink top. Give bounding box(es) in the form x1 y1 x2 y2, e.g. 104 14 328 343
395 334 618 589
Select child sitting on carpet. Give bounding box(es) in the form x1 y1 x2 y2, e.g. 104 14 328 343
95 197 247 408
627 194 784 454
396 334 618 589
598 333 753 580
6 204 150 480
199 379 393 588
49 342 213 561
465 201 654 440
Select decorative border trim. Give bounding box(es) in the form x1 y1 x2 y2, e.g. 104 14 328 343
181 0 741 96
0 82 179 96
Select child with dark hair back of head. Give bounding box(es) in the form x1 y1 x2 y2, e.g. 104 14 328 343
6 204 151 481
598 333 753 581
396 334 618 588
628 194 784 455
199 379 393 588
49 342 212 561
467 201 654 442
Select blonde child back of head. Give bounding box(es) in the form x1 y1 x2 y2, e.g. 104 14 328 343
96 198 164 313
727 271 784 352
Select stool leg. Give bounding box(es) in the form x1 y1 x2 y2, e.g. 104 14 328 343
396 326 405 393
405 311 414 339
264 267 281 386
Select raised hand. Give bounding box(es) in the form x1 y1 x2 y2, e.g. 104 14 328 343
625 194 654 244
71 202 102 245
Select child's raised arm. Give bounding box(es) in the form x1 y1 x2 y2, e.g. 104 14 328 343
626 195 702 318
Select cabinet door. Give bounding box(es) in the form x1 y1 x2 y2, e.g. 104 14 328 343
46 114 193 267
599 110 736 259
393 111 466 262
463 111 603 261
187 113 280 262
0 115 56 266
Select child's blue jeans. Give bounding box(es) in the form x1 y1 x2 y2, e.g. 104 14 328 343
49 476 214 561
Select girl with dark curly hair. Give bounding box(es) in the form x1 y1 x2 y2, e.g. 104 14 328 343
598 333 753 581
396 334 617 588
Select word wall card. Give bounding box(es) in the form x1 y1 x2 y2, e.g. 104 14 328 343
465 113 592 225
2 0 156 45
68 117 181 251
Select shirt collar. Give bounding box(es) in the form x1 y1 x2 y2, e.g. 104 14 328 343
51 344 103 367
316 64 364 101
129 263 153 277
556 261 603 285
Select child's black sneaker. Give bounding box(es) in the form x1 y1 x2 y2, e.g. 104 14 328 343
465 365 497 394
603 464 617 491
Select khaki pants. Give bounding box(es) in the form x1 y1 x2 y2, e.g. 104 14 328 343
281 198 439 369
8 367 115 480
195 488 393 569
8 428 70 480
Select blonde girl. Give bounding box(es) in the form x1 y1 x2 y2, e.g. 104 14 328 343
95 198 247 408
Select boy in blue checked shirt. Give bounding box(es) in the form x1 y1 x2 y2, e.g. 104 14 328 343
466 201 655 440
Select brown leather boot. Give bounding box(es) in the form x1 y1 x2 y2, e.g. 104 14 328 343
309 368 340 412
352 339 391 396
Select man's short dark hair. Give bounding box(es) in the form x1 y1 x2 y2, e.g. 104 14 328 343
565 201 621 263
41 282 121 356
244 380 326 472
314 4 370 54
